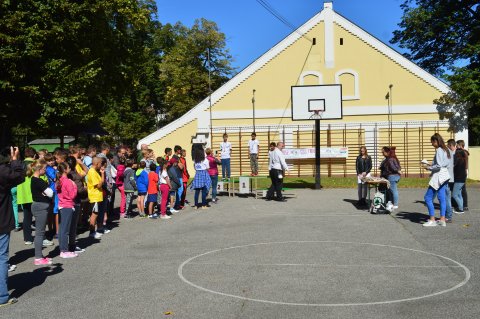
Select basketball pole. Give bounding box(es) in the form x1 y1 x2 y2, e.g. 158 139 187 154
315 118 321 189
252 89 256 132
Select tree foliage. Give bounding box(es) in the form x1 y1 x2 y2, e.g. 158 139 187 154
0 1 234 145
391 0 480 144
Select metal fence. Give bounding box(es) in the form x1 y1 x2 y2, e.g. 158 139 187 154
209 121 453 178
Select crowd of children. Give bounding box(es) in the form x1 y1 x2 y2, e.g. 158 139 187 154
7 141 227 267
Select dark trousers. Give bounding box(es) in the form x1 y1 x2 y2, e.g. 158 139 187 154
22 203 34 242
267 169 283 199
181 182 188 205
194 186 208 207
462 184 468 207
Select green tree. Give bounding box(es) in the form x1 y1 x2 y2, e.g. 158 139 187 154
158 19 235 119
0 0 158 143
391 0 480 144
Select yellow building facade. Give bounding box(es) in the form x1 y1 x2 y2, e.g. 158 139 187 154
139 3 468 177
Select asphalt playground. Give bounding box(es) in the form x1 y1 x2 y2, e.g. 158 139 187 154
2 187 479 319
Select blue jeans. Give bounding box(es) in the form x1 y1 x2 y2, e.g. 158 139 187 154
452 182 465 211
221 159 231 178
210 175 218 200
0 233 10 304
424 182 447 217
387 175 400 205
175 184 184 208
444 183 453 220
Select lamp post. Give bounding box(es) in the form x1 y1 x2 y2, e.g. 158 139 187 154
208 48 213 147
385 84 393 145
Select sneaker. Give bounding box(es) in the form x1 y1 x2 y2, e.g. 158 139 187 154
148 213 159 219
8 264 16 272
160 215 171 220
24 241 33 245
0 298 18 307
211 198 217 204
14 226 21 232
393 205 399 210
446 218 453 224
170 208 179 214
423 220 437 227
42 239 54 247
60 251 78 259
34 257 53 266
124 214 132 219
201 205 210 210
437 220 447 227
454 210 464 214
98 228 111 234
74 246 85 253
89 232 102 239
138 213 147 218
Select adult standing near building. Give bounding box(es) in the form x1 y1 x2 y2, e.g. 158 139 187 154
422 133 451 227
452 145 467 215
219 133 232 180
248 132 259 176
456 140 469 211
445 139 456 223
0 146 25 307
355 146 372 207
379 146 401 210
266 142 289 201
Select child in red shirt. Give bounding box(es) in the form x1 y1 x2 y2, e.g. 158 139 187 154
146 163 159 219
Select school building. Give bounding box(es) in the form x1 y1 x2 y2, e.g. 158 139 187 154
138 2 470 178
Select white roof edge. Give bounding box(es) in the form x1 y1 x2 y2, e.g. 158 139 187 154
332 13 450 93
138 7 451 148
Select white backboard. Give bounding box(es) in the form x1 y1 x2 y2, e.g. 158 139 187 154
291 84 343 120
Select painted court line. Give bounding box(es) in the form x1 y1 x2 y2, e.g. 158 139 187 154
178 241 471 307
262 213 368 217
187 262 462 268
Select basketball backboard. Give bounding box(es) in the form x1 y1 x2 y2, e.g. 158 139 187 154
291 84 343 121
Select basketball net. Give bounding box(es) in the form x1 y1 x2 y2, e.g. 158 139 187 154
309 110 324 120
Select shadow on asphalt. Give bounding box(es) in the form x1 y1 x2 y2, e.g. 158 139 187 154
342 198 368 210
395 211 429 224
9 247 34 266
9 264 63 298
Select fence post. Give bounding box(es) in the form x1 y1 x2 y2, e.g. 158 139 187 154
239 127 242 176
297 125 300 177
327 124 332 177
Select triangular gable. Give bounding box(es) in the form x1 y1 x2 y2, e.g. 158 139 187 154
138 6 449 147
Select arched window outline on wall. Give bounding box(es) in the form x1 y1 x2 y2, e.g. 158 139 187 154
299 71 323 85
335 69 360 100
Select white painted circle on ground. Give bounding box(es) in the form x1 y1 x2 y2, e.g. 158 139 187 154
178 241 470 306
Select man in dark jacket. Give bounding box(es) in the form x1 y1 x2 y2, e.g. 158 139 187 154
0 146 25 307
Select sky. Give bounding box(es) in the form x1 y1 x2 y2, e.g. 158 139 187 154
155 0 407 72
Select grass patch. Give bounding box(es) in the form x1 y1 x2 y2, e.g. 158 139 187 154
246 176 480 189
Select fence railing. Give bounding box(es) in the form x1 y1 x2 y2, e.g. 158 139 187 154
208 121 453 178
